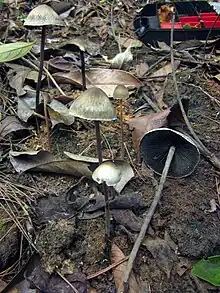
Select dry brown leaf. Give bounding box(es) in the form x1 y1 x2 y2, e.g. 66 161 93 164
111 244 140 293
53 69 142 97
0 116 28 137
136 62 149 77
127 110 170 152
149 60 180 78
117 37 143 49
147 80 168 110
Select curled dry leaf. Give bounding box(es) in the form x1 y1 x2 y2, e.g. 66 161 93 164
17 86 37 122
127 110 170 152
53 68 142 97
47 100 75 128
9 150 92 177
136 62 149 77
111 46 133 69
64 152 134 193
111 244 140 293
116 37 143 49
0 116 28 138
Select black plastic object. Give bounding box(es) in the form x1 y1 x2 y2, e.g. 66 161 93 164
140 128 200 178
134 1 220 45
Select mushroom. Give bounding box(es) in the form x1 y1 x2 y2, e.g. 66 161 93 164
113 85 129 158
92 161 121 239
140 128 200 178
69 87 117 164
24 5 64 110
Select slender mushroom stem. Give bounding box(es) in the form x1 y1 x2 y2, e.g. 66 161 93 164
123 146 176 291
80 50 86 91
103 181 111 245
94 120 103 165
35 26 46 111
119 99 124 159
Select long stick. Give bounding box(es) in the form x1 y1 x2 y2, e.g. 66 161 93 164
122 146 176 291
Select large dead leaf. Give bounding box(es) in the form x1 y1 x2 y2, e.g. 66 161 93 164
64 152 134 193
142 236 177 278
127 110 170 152
9 150 92 177
53 68 142 97
111 244 140 293
149 60 180 78
0 116 28 138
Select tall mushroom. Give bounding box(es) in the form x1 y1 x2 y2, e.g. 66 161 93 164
69 87 116 164
113 85 129 159
24 5 64 111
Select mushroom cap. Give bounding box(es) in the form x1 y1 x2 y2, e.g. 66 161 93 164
92 161 122 186
24 5 64 27
69 87 117 121
140 128 200 178
113 85 129 100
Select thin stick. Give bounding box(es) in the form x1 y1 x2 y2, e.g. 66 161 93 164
123 146 176 291
35 26 46 111
56 271 79 293
87 256 128 280
170 11 220 170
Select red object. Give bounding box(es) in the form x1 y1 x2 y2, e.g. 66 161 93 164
180 16 199 22
204 21 220 28
201 16 219 21
200 12 217 17
160 22 182 28
182 22 202 28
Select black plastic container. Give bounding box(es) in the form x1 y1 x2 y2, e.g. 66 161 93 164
134 1 220 45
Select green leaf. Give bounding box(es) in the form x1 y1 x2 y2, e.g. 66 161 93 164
191 255 220 286
0 41 35 63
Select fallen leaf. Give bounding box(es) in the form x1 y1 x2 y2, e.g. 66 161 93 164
127 110 170 152
111 46 133 69
149 60 180 78
17 87 36 122
9 150 92 177
117 37 143 49
111 244 140 293
48 56 78 72
147 80 168 110
53 68 142 97
64 152 134 193
47 100 75 128
136 62 149 77
0 116 28 138
214 73 220 81
112 209 142 232
167 99 189 127
142 236 177 278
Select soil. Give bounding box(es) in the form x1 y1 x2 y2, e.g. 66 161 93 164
0 1 220 293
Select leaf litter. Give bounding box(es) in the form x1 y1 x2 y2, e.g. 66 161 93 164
0 0 220 292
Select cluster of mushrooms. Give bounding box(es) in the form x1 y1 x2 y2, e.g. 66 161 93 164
24 4 130 242
24 4 201 246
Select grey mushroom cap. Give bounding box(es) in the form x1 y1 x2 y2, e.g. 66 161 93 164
140 128 200 178
24 5 64 27
69 87 117 121
113 85 129 100
92 161 122 186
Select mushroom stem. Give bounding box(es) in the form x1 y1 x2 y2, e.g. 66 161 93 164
119 99 124 158
80 50 86 91
103 181 111 243
35 26 46 111
94 120 103 164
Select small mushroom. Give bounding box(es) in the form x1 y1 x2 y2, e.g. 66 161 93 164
140 128 200 178
92 161 121 239
113 85 129 158
69 87 117 164
24 5 64 110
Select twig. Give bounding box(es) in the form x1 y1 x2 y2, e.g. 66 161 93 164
170 10 220 170
142 92 160 113
56 271 79 293
123 146 176 291
87 256 128 280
